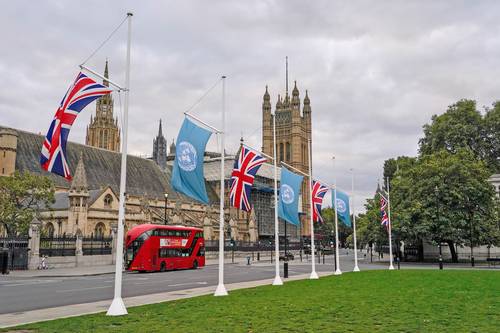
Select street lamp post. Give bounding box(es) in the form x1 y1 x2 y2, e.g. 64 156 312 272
164 193 169 225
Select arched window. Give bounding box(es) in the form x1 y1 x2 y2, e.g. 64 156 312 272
94 223 106 238
279 143 284 162
45 222 55 238
104 194 113 208
286 142 291 162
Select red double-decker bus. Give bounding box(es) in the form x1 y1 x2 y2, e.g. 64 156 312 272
125 224 205 272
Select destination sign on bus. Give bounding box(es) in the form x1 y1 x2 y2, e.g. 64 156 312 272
160 238 189 247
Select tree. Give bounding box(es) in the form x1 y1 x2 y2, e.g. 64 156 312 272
318 207 352 248
0 171 55 236
356 196 387 251
392 149 497 262
418 99 500 173
483 102 500 173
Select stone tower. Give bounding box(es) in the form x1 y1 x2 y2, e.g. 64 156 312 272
152 119 167 170
0 128 18 176
85 61 121 152
68 154 89 235
262 81 312 236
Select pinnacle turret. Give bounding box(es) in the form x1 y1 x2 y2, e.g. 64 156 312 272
70 153 88 192
103 59 109 87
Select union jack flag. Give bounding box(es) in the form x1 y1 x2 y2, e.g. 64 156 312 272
312 180 329 222
380 195 390 229
229 147 267 211
40 72 112 180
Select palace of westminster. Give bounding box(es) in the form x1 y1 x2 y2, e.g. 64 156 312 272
0 62 314 242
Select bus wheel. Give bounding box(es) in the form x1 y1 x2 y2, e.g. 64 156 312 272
192 260 198 270
160 262 166 272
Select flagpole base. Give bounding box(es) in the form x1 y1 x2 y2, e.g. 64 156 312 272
106 297 127 316
309 271 319 279
214 283 228 296
272 275 283 286
334 269 343 276
389 264 395 270
353 265 360 272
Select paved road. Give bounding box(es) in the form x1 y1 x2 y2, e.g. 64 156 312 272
2 250 481 315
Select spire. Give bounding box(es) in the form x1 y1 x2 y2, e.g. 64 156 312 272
304 90 310 105
292 81 299 97
291 81 300 109
263 85 270 102
276 94 282 110
70 153 88 192
169 139 176 156
102 59 110 87
158 119 163 136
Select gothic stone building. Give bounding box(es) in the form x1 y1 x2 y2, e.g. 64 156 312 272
0 126 261 242
262 81 312 237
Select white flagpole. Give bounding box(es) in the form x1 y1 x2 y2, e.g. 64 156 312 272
351 169 360 272
308 138 318 279
214 76 228 296
107 12 132 316
387 177 395 270
333 156 342 275
272 109 283 286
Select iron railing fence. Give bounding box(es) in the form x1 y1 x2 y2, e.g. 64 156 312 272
82 236 112 255
40 236 76 257
205 240 303 252
0 237 29 270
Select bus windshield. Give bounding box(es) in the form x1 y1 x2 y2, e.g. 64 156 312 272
126 230 151 269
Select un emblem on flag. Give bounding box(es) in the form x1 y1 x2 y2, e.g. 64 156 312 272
281 184 295 204
177 141 197 171
336 199 347 213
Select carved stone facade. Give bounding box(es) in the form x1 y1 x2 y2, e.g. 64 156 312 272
262 82 312 236
0 126 259 242
85 61 120 152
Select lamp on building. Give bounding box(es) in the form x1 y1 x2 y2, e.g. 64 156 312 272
164 193 169 225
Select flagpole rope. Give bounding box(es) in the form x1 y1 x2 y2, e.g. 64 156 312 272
80 15 128 66
183 77 222 115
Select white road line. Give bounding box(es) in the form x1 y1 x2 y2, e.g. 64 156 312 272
56 285 111 293
0 279 62 287
167 281 208 287
134 280 172 285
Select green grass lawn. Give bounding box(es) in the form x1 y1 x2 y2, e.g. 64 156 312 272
5 270 499 333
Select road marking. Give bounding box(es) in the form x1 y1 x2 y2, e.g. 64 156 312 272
167 281 208 287
0 279 62 287
56 285 111 293
134 280 172 285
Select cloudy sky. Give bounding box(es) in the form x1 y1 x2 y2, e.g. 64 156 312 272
1 1 499 212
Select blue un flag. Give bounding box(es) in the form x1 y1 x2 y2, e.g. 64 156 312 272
171 117 212 204
334 189 352 227
278 167 304 226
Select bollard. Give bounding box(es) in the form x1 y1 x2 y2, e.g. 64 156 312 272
397 256 400 270
257 252 260 261
246 255 251 266
323 253 325 264
471 256 475 267
271 251 273 264
284 261 288 278
252 252 254 261
439 256 443 270
300 249 303 262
